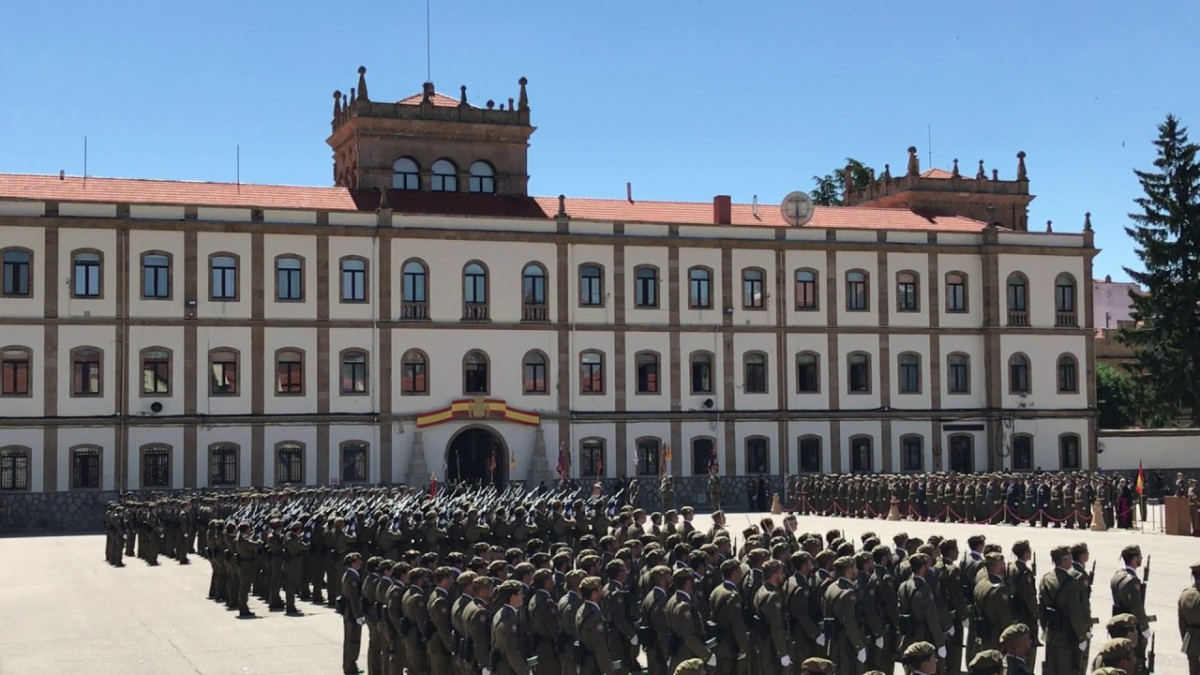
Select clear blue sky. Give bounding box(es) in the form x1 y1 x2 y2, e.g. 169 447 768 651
2 1 1198 281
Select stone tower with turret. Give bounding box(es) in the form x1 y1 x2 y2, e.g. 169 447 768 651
326 67 535 195
844 147 1034 231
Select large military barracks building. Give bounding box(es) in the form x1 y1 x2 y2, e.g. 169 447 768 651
0 67 1097 495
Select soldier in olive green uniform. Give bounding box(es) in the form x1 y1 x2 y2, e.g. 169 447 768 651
1039 546 1090 675
823 556 867 675
1000 623 1035 675
1008 541 1038 667
428 567 456 675
900 641 939 675
642 565 673 675
283 521 310 614
343 553 367 675
235 522 261 617
558 569 586 675
602 560 637 672
709 559 748 675
1110 545 1151 670
753 560 792 673
972 552 1012 655
665 568 713 673
898 553 944 654
527 569 562 675
966 649 1004 675
402 568 431 675
577 576 617 675
493 580 531 675
462 576 494 675
1178 561 1200 675
1091 638 1136 674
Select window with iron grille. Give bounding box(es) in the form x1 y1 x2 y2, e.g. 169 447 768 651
276 444 304 484
745 438 769 474
142 446 171 488
71 446 101 489
0 447 30 490
636 438 660 476
210 445 238 486
580 439 605 478
341 443 369 482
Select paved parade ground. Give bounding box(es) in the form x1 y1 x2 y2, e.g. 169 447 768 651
2 511 1199 675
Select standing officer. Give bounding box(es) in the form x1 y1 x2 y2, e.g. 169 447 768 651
972 552 1012 654
578 576 617 675
753 559 792 673
1038 546 1089 675
665 568 713 673
602 560 637 672
527 569 562 675
898 554 945 657
709 559 749 675
824 556 868 675
1178 561 1200 675
428 566 456 675
235 522 261 618
937 539 968 675
403 568 432 675
1007 542 1038 666
343 553 367 675
494 580 531 675
284 520 310 615
1111 544 1152 670
462 577 494 675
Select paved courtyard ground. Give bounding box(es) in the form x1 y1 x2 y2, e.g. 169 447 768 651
1 511 1198 674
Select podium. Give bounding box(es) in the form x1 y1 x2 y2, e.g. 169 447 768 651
1164 496 1193 536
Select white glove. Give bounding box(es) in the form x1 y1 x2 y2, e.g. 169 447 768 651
631 636 638 646
937 646 946 659
780 655 792 667
874 636 884 649
483 670 491 675
947 625 955 637
356 616 365 625
1078 641 1087 652
857 648 867 663
707 655 717 667
737 653 747 661
1142 629 1153 640
816 633 827 647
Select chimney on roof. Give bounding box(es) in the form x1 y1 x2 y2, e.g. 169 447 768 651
752 195 758 218
626 182 633 204
59 170 65 181
713 195 732 225
1105 274 1112 283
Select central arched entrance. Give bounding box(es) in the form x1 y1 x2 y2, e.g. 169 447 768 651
445 425 508 487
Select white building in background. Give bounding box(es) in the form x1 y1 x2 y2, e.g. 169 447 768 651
0 68 1098 494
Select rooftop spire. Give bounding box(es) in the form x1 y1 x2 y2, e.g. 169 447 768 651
356 66 369 102
1016 151 1028 181
333 90 342 117
906 146 919 177
1084 212 1093 231
951 158 960 178
976 160 986 180
460 85 468 106
518 77 529 111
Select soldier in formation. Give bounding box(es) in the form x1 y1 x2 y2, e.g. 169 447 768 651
110 482 1168 675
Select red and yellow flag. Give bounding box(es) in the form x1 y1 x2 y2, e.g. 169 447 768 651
1136 461 1145 497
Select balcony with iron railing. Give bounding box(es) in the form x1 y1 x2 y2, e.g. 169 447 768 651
401 301 428 320
463 302 489 321
1007 310 1029 327
1055 311 1078 328
523 303 548 322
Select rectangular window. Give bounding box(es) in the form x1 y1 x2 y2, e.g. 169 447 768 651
73 255 101 297
896 277 918 311
341 261 367 302
1 354 30 396
211 258 237 300
523 358 546 394
276 259 303 301
341 443 368 482
745 438 768 474
798 438 821 473
634 268 658 308
71 448 101 489
744 356 767 393
846 273 868 311
1008 281 1027 312
689 270 711 309
848 357 870 393
142 255 170 299
341 354 368 394
691 357 713 394
277 358 303 395
636 440 659 476
404 359 428 394
850 438 872 473
2 251 31 297
795 272 817 310
72 357 101 396
796 356 819 393
946 275 966 313
580 354 604 394
636 356 659 394
900 437 923 472
742 270 764 309
898 358 920 393
691 439 714 476
142 447 170 488
276 446 303 484
948 358 969 394
581 440 605 478
1060 436 1081 470
210 357 238 395
579 266 603 307
1012 436 1033 470
142 354 170 395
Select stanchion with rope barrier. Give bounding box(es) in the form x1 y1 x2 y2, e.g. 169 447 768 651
782 494 1142 529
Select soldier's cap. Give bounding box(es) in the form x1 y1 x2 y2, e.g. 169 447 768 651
580 576 603 593
984 552 1005 564
665 509 677 518
1097 638 1134 663
471 575 494 590
366 556 383 569
1121 544 1141 558
901 641 936 665
1070 542 1089 555
379 559 396 571
709 509 722 518
672 568 694 585
1050 545 1072 562
420 551 439 565
343 552 362 566
1090 669 1128 675
967 649 1004 675
800 657 834 674
238 521 251 531
564 569 587 585
496 579 523 594
456 570 478 588
289 520 303 530
672 658 706 675
632 509 645 517
681 506 694 515
1191 560 1200 572
1106 613 1137 633
1000 622 1031 646
833 555 856 571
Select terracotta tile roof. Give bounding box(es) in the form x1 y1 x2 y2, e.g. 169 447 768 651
0 173 989 232
920 168 955 179
396 92 465 107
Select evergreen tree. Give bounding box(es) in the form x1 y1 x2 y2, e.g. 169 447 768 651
1120 114 1200 425
810 158 873 206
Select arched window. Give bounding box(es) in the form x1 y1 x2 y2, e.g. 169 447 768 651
340 257 368 303
580 438 605 478
1 248 32 297
340 441 369 483
745 437 769 474
1008 353 1030 394
340 350 368 394
633 266 658 308
1059 434 1081 470
797 436 822 473
70 347 102 397
463 262 489 320
744 352 767 393
796 352 820 393
209 348 238 396
897 352 921 394
1057 354 1078 393
392 157 419 190
579 264 604 307
849 436 872 473
72 250 102 298
208 443 239 486
210 254 238 300
1012 435 1033 471
276 442 305 484
847 352 871 393
947 353 970 394
431 159 458 192
945 271 968 313
688 266 712 309
900 434 923 472
691 437 715 475
275 255 304 301
70 445 101 489
401 259 428 318
275 349 304 395
522 263 547 321
896 271 920 312
1 346 31 397
0 446 30 490
690 352 714 394
580 350 604 394
1055 273 1078 326
846 270 869 311
140 347 171 395
141 252 171 299
522 351 548 394
468 161 495 194
795 269 819 311
635 351 660 394
141 444 171 488
949 434 975 473
401 349 428 395
463 350 489 394
742 268 765 309
635 437 660 476
1007 272 1028 325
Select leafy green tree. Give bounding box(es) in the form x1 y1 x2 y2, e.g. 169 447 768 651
1120 114 1200 425
810 158 873 206
1096 362 1138 428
